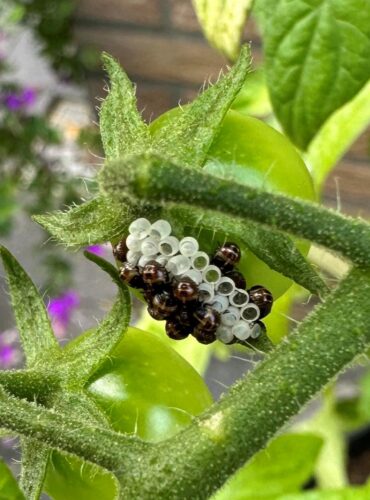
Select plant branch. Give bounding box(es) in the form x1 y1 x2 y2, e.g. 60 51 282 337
100 154 370 268
0 385 148 475
0 370 58 404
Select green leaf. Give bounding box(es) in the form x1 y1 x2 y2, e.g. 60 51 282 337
279 482 370 500
192 0 253 60
61 260 131 385
359 369 370 420
19 440 49 500
235 220 327 298
152 44 251 168
0 246 59 367
306 80 370 190
33 196 137 248
100 53 151 160
257 0 370 149
263 285 296 344
0 179 17 236
300 389 347 489
213 433 323 499
0 459 24 500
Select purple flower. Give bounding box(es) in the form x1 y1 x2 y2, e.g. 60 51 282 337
3 87 37 111
0 344 15 367
85 244 107 257
47 290 80 337
4 93 22 110
21 87 37 106
0 329 21 368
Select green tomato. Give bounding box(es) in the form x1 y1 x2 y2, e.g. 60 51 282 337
44 327 212 499
150 109 316 298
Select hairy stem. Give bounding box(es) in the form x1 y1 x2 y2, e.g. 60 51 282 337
1 268 370 498
0 370 58 404
0 385 148 474
100 154 370 267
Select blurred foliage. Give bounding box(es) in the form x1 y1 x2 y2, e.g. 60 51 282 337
0 1 99 295
211 369 370 498
213 433 323 499
9 0 98 80
0 459 25 499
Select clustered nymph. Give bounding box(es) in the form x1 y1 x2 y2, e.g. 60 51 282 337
113 218 273 346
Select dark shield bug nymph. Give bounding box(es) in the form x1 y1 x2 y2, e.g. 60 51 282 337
165 319 191 340
119 263 145 289
175 305 197 329
113 239 129 262
193 305 221 333
152 290 178 318
248 285 273 319
212 242 241 271
173 277 199 303
192 328 216 345
142 260 169 288
147 305 168 321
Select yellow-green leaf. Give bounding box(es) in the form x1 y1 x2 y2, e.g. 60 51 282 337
192 0 253 60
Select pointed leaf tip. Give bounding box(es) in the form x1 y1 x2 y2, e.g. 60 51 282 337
151 44 252 169
0 246 59 367
100 53 150 161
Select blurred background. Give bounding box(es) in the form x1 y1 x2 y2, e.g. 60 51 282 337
0 0 369 496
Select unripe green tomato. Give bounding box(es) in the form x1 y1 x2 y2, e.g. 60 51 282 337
150 109 316 298
44 327 212 499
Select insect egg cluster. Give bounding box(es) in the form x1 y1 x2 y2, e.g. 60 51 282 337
113 218 273 346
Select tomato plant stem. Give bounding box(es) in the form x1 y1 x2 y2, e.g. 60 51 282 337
0 385 149 474
0 370 58 404
100 154 370 268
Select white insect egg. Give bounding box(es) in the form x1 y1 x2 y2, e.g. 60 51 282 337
179 237 199 257
156 255 168 267
216 326 235 344
128 218 151 239
158 236 180 256
138 254 157 268
215 277 235 296
232 320 253 341
141 237 159 256
126 234 142 252
166 255 191 276
229 289 249 307
150 219 172 239
190 251 209 271
182 269 203 285
210 295 229 313
221 307 241 326
198 283 215 303
202 265 222 284
250 322 262 339
240 304 260 323
126 250 141 265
